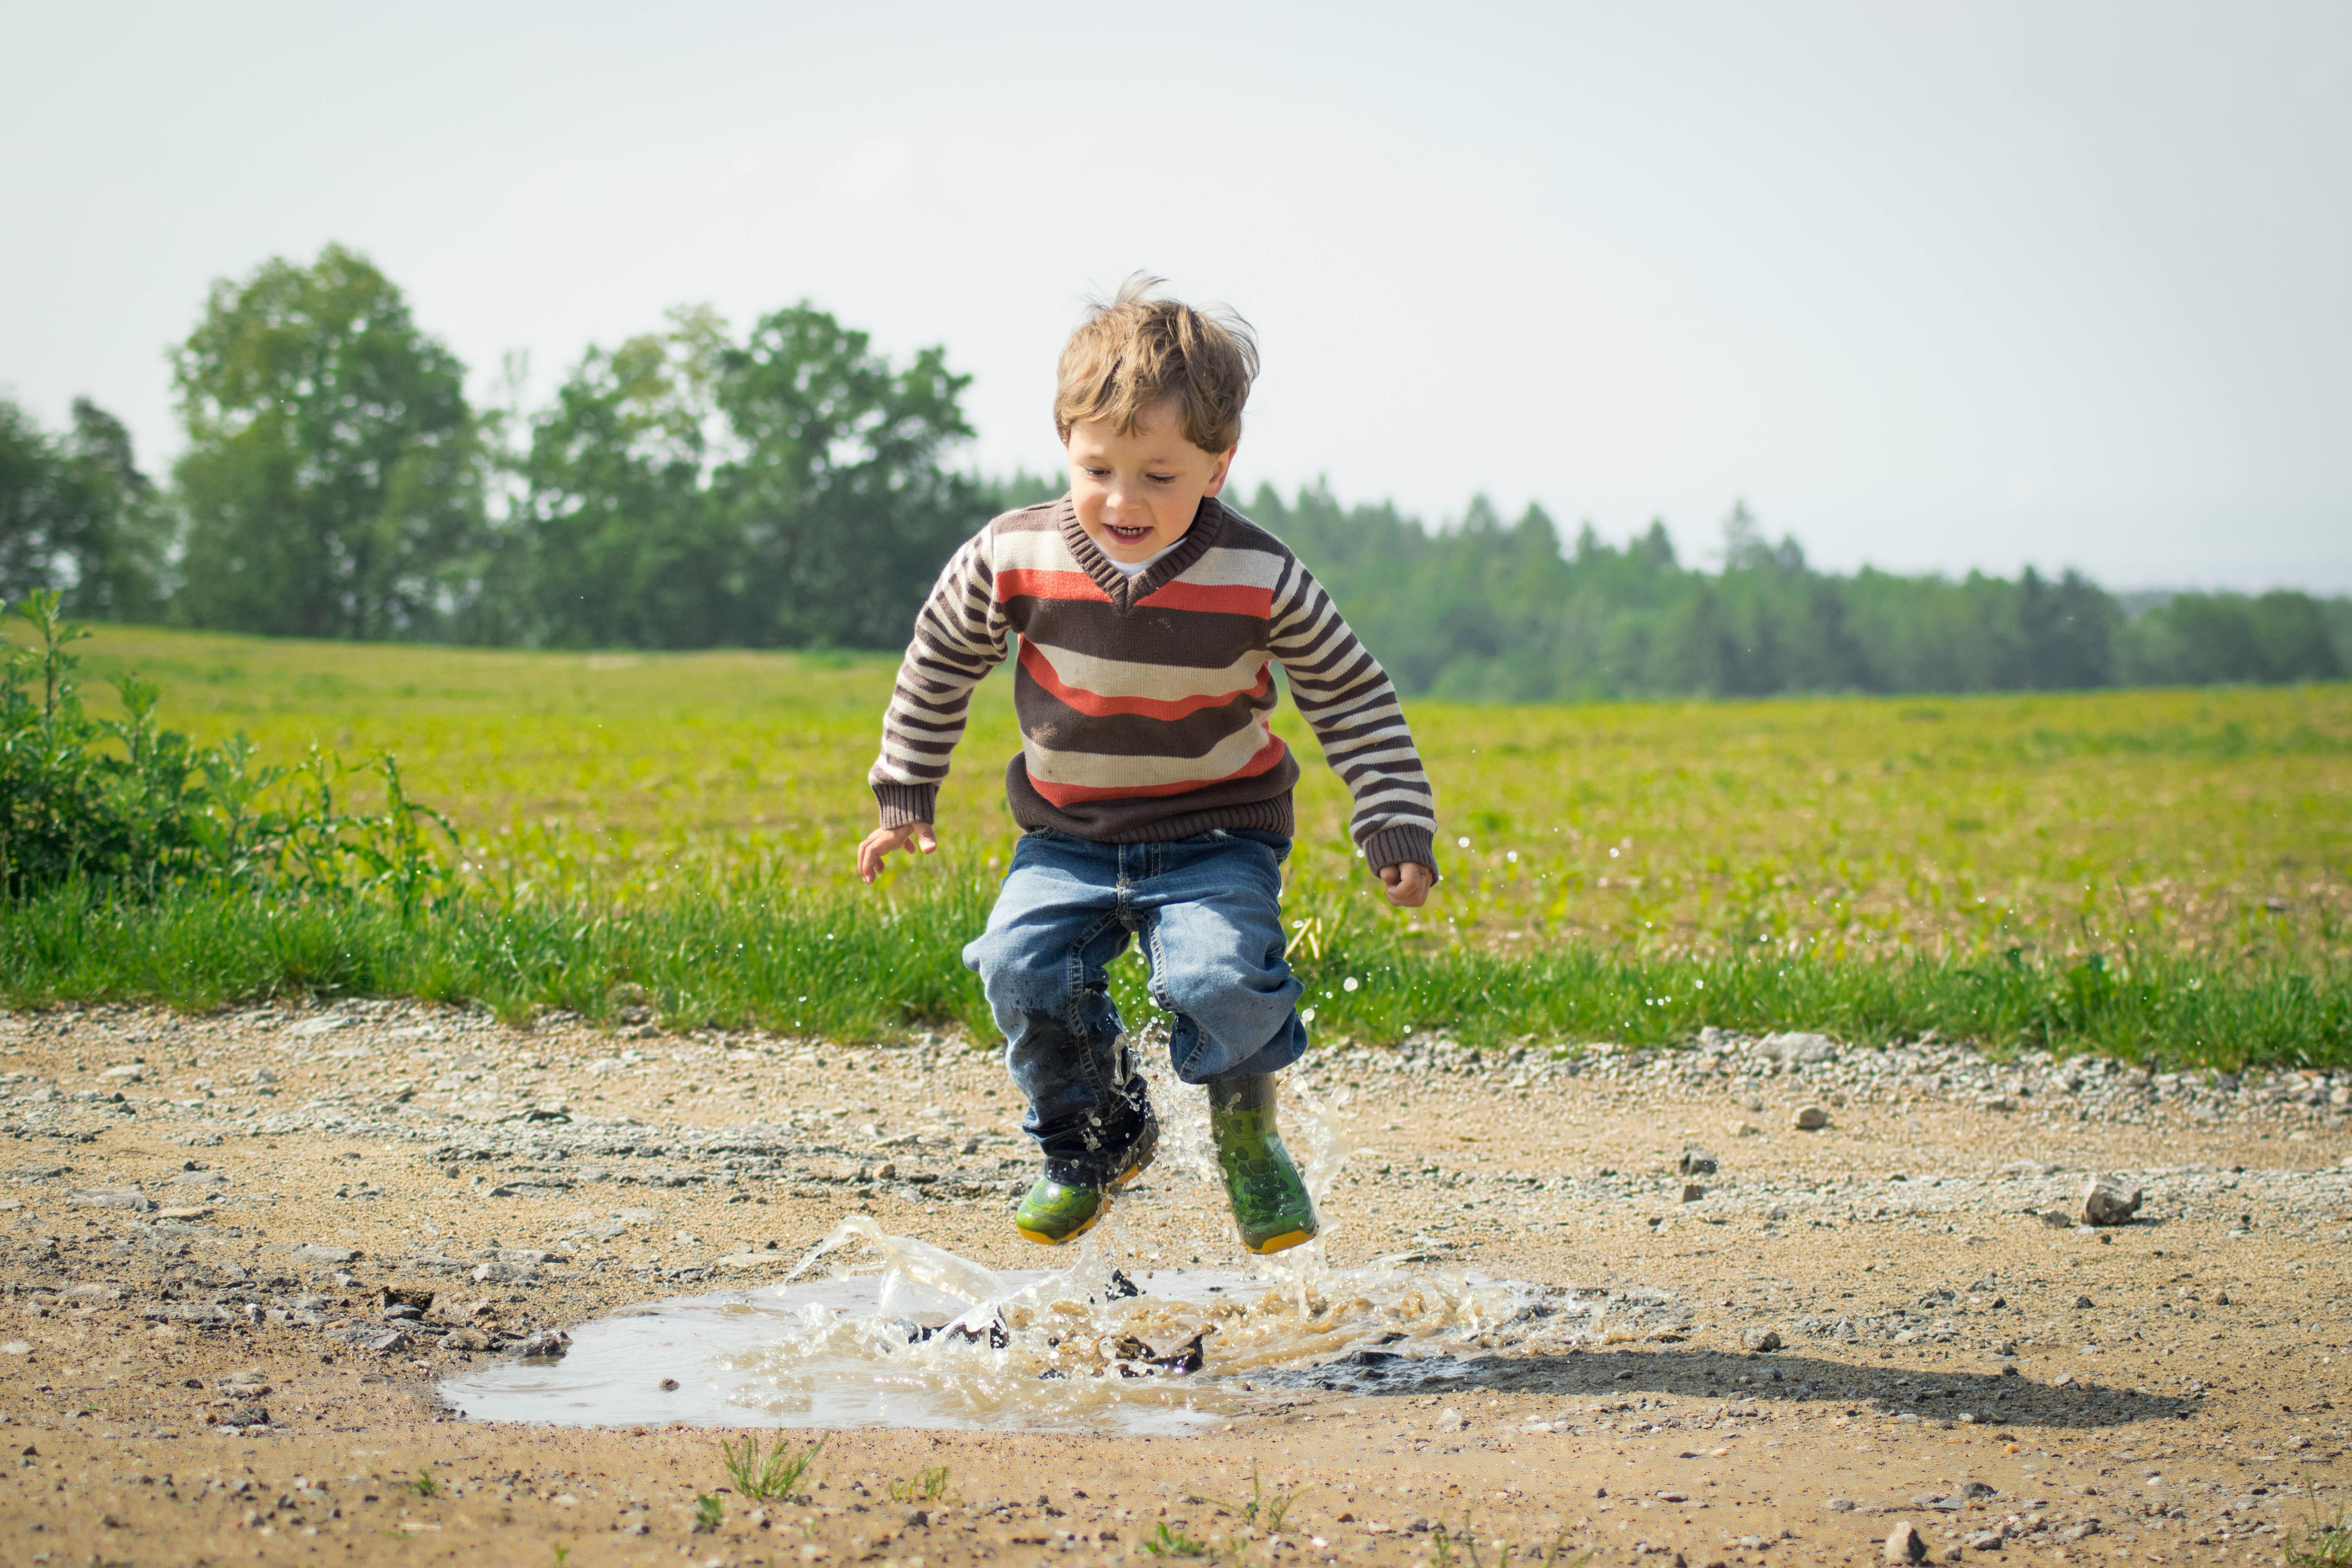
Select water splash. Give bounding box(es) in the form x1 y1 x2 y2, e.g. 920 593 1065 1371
442 1046 1688 1431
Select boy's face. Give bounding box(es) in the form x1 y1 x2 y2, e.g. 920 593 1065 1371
1065 399 1235 562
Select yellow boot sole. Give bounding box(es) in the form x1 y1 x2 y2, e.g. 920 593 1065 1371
1244 1227 1316 1255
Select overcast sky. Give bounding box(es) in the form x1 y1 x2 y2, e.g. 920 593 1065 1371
4 2 2347 591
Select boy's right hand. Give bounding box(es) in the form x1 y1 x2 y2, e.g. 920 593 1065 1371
856 821 938 884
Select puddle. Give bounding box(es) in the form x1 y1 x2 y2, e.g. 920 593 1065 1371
442 1054 1692 1433
441 1220 1692 1433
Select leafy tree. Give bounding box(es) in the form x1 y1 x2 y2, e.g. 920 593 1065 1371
506 301 984 649
712 303 984 648
0 396 171 620
501 307 733 648
172 243 483 639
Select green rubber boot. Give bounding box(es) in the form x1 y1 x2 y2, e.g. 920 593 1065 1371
1013 1127 1157 1246
1209 1074 1319 1255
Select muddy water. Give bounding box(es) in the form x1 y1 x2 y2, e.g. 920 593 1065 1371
444 1053 1681 1433
440 1217 1581 1432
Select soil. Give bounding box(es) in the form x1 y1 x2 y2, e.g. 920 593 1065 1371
1 1000 2347 1567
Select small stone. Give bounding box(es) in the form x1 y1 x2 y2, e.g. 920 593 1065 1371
2073 1295 2093 1310
1826 1497 1856 1512
515 1328 571 1360
287 1016 352 1037
1681 1183 1707 1203
1791 1106 1830 1131
2081 1175 2142 1227
1886 1521 1928 1563
1742 1328 1782 1352
1432 1408 1465 1433
290 1245 361 1265
1678 1147 1718 1176
99 1064 145 1082
660 1377 681 1391
67 1186 152 1212
441 1328 488 1352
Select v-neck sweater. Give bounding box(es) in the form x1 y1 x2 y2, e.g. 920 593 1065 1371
868 495 1439 873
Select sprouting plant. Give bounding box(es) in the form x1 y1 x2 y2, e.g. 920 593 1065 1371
1536 1533 1590 1568
886 1463 952 1503
1142 1520 1212 1559
552 1548 570 1568
2286 1497 2352 1568
717 1432 826 1502
1428 1522 1456 1568
408 1470 439 1498
1228 1461 1303 1534
693 1492 724 1533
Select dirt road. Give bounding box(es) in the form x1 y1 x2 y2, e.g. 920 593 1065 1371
2 1000 2346 1566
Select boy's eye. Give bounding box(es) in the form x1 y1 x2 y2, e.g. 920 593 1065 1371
1146 473 1177 484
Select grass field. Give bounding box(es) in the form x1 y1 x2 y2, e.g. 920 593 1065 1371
8 624 2348 1063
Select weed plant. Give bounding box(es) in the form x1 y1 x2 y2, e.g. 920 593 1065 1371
886 1464 951 1504
717 1432 825 1502
0 595 456 907
1142 1520 1212 1559
2288 1501 2352 1568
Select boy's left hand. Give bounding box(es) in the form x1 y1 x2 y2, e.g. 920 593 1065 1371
1379 862 1434 907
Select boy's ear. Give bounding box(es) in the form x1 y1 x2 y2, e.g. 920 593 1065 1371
1201 444 1238 498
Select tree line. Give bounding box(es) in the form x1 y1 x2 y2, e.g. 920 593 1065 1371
2 241 2345 699
1249 489 2350 700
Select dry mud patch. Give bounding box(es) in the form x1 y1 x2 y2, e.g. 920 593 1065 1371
0 1000 2348 1566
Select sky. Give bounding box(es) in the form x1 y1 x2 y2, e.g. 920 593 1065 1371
3 2 2348 592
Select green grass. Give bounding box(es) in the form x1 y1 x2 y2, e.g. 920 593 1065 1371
3 624 2346 1065
0 875 2341 1067
718 1433 826 1503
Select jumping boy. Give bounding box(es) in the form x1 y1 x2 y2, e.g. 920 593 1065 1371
857 276 1437 1255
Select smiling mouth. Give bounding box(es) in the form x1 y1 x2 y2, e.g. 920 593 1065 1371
1105 524 1153 542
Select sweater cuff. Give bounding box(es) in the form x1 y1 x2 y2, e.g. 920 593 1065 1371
873 782 938 830
1361 824 1439 881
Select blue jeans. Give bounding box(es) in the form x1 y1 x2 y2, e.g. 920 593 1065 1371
962 828 1308 1182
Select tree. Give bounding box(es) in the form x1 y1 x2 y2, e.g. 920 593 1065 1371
172 243 483 639
713 303 982 647
0 396 171 619
503 308 733 648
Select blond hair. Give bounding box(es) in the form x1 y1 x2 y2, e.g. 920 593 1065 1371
1054 274 1259 454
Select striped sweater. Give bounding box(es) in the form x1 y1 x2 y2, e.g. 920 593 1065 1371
869 495 1439 873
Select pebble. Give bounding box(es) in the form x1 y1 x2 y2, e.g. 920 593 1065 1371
290 1245 362 1265
2082 1174 2143 1226
1791 1107 1830 1131
66 1185 152 1212
1885 1521 1928 1563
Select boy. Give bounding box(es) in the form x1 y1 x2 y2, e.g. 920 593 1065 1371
857 276 1437 1255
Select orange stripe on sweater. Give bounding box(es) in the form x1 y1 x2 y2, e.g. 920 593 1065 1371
1018 641 1270 720
1025 731 1290 806
1135 579 1275 617
995 567 1110 604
